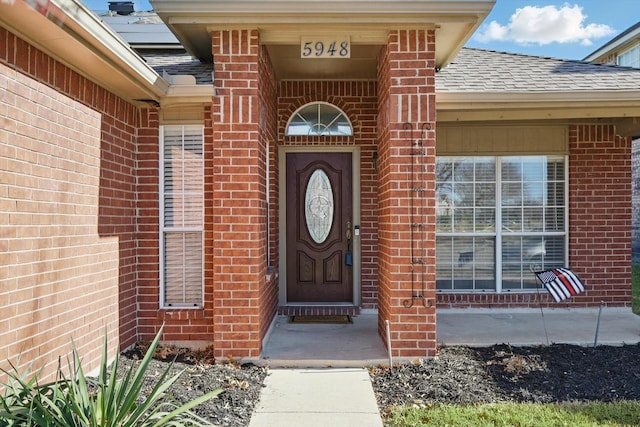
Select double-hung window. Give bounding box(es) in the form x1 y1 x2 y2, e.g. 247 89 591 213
436 156 567 292
160 125 204 307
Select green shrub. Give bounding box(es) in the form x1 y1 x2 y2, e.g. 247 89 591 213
0 327 221 426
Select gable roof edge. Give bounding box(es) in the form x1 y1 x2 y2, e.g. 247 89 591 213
583 21 640 62
0 0 168 105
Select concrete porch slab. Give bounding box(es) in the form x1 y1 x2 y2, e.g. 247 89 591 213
256 307 640 368
258 313 389 368
438 306 640 347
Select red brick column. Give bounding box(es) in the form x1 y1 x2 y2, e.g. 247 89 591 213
211 29 267 359
568 124 632 306
377 30 437 358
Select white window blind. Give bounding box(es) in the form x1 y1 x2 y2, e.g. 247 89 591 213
160 125 204 307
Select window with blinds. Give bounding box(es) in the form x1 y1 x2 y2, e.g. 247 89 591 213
436 156 567 292
160 125 204 307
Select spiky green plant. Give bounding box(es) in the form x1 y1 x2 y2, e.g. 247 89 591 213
0 326 221 426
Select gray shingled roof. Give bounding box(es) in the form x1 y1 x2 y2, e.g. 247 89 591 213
437 48 640 93
143 53 214 85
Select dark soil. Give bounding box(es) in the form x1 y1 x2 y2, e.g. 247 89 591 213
118 344 267 427
370 344 640 419
118 342 640 426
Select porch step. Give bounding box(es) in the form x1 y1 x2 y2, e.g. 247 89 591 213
278 305 360 317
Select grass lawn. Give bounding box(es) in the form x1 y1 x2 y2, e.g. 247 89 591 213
388 401 640 427
633 262 640 314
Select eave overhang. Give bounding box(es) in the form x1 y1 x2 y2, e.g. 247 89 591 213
150 0 495 78
437 91 640 137
0 0 168 106
162 85 216 109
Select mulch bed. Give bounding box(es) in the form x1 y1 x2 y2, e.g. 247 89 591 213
117 342 640 427
369 344 640 419
118 344 267 427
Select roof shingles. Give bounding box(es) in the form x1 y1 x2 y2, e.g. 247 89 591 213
143 53 214 85
437 48 640 93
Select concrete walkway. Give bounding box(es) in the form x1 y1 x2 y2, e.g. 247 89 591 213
248 368 383 427
249 307 640 426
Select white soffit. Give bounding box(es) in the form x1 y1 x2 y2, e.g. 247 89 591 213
150 0 495 78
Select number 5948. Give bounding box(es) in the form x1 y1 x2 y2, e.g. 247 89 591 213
301 38 350 58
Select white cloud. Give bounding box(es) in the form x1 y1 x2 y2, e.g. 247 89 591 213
474 3 615 46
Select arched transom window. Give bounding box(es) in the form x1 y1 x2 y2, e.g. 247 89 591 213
286 102 353 136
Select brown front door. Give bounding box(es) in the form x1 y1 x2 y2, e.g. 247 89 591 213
286 152 353 302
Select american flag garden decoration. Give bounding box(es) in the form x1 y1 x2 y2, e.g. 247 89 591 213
535 267 585 303
533 266 604 348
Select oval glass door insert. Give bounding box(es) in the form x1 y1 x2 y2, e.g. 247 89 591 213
305 169 334 244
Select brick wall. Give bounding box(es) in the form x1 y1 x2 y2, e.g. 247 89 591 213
436 123 633 308
135 108 217 345
258 45 279 341
377 29 437 358
568 124 632 305
278 81 379 308
210 29 268 359
633 138 639 261
97 97 142 351
0 26 140 380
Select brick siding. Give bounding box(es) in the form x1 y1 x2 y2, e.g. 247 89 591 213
633 138 639 261
259 45 280 342
568 125 632 304
1 19 635 369
209 29 270 359
0 26 140 380
377 30 438 358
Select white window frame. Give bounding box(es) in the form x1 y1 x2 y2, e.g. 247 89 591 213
159 125 204 308
617 44 640 68
436 155 568 293
285 102 353 136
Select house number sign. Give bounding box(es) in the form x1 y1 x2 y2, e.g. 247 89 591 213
301 36 350 58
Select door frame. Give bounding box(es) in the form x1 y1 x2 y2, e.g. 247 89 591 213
278 146 361 306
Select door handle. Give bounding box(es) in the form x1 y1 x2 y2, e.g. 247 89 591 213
345 221 352 240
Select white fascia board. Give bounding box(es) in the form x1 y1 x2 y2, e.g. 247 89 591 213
52 0 168 95
438 91 640 106
152 0 494 15
437 91 640 121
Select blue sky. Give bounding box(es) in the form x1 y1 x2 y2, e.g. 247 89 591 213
466 1 640 60
83 0 639 60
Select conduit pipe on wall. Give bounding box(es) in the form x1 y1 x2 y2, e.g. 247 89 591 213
385 319 393 368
